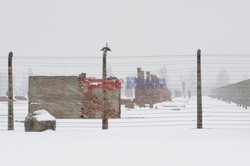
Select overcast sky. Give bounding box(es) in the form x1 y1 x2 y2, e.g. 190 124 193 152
1 0 250 95
1 0 250 56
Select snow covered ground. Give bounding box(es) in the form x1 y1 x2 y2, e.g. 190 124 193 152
1 96 249 130
1 97 250 166
1 129 250 166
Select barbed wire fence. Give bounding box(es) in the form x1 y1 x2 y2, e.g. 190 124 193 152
0 51 250 131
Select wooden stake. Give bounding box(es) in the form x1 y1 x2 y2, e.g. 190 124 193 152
197 49 202 129
8 51 14 130
101 44 111 130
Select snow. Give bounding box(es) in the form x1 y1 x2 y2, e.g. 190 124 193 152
1 96 250 130
1 129 250 166
1 97 250 166
29 102 40 105
32 109 56 121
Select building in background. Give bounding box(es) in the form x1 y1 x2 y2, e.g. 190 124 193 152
135 67 172 107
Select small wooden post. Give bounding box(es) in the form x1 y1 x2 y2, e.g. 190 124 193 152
197 49 202 129
8 51 14 130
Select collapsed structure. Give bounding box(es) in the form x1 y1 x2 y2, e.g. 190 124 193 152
78 74 121 118
29 74 121 119
29 67 172 118
134 67 171 107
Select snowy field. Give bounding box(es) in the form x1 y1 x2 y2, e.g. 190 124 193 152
1 96 250 130
1 97 250 166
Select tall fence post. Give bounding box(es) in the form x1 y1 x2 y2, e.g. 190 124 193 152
197 49 202 129
8 51 14 130
101 44 111 130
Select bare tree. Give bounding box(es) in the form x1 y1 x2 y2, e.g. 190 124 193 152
107 66 113 77
216 68 230 87
159 64 168 86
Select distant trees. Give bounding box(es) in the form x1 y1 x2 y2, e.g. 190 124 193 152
28 67 33 76
18 68 33 96
0 73 7 96
242 74 249 80
216 68 230 87
187 69 196 96
158 65 168 86
107 66 113 77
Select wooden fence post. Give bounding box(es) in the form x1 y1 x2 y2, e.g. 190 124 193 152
197 49 202 129
101 44 111 130
8 51 14 130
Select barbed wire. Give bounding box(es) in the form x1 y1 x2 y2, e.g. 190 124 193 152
0 53 250 130
0 53 250 59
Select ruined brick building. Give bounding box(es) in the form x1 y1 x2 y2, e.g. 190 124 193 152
78 73 121 119
29 74 121 119
135 67 171 107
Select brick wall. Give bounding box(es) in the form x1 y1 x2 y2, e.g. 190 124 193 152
135 67 172 107
78 74 121 119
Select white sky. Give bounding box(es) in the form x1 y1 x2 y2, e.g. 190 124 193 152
1 0 250 56
1 0 250 95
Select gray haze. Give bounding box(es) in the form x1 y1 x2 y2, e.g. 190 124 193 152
1 0 250 56
1 0 250 96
